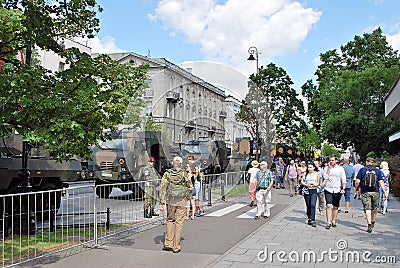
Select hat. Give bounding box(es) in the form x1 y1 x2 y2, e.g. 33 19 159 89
259 161 268 166
251 160 259 167
381 161 389 170
301 161 306 165
148 157 155 162
173 156 183 164
366 157 375 163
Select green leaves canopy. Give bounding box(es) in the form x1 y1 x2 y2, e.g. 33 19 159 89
236 62 306 159
0 0 148 160
303 28 400 158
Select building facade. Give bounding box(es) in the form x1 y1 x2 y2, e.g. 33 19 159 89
385 74 400 141
108 52 227 144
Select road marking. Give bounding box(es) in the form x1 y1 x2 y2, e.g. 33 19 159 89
205 203 248 217
236 205 275 219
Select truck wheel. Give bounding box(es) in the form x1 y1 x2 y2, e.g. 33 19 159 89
36 182 61 221
3 185 35 235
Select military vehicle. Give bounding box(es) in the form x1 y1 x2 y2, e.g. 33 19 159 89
91 129 173 198
178 137 230 175
230 137 255 171
0 130 96 225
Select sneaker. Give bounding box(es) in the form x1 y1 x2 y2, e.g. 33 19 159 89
173 249 181 253
344 210 349 213
263 215 269 219
312 221 317 227
282 186 285 189
197 211 205 217
382 211 386 215
371 222 375 228
367 225 372 233
254 216 260 220
358 196 361 200
325 223 331 229
162 246 173 251
331 222 337 228
290 194 293 197
308 219 312 225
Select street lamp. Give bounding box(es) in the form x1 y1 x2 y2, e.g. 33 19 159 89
247 46 260 160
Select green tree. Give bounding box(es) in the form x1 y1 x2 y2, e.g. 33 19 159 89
236 63 306 160
143 114 163 132
298 127 321 159
0 0 148 161
303 28 400 159
321 143 341 158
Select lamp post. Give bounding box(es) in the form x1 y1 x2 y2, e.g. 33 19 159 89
247 46 260 160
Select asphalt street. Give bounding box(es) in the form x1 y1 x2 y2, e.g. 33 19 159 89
23 186 296 268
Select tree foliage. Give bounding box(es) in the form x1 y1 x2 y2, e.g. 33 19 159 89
236 62 306 160
0 0 148 160
303 28 400 159
297 127 321 157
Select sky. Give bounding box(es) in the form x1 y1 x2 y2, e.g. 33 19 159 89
89 0 400 98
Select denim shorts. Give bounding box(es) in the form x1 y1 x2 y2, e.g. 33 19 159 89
344 188 351 202
194 182 201 200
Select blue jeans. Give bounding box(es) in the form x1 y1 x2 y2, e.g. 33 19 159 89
379 186 389 212
303 189 318 221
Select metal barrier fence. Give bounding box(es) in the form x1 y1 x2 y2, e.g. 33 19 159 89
0 171 247 267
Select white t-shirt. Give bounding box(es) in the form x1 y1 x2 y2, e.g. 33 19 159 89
248 167 260 183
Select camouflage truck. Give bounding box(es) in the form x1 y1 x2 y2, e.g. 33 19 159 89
178 137 230 175
91 129 172 198
0 130 96 223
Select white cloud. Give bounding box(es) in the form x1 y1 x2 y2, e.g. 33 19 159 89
149 0 321 75
74 36 126 54
386 31 400 52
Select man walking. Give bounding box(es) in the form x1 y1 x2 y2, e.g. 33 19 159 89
342 158 354 213
254 161 275 220
322 155 346 229
159 156 193 253
137 156 160 218
355 157 387 233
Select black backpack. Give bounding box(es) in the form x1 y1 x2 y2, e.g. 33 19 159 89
363 167 378 191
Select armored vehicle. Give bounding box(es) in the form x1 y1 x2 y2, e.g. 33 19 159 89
178 138 230 175
0 130 96 226
91 129 172 198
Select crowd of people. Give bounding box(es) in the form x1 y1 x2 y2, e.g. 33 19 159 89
248 155 390 233
141 153 391 253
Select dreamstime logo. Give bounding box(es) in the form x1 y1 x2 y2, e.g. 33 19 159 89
257 239 397 264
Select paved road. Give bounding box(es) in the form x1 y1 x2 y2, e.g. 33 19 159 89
24 187 296 268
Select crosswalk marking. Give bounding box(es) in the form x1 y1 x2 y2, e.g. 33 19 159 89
205 203 276 218
236 205 275 219
205 203 248 217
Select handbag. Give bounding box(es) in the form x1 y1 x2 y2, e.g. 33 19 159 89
296 183 309 195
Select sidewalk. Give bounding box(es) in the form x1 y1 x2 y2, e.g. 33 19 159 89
211 195 400 268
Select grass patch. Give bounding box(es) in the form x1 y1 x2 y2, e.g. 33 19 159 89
224 184 247 199
0 224 127 265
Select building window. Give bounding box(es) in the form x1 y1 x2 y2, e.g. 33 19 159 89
58 62 65 72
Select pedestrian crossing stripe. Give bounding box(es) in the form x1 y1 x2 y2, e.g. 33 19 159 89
236 205 275 219
204 203 275 218
205 203 248 217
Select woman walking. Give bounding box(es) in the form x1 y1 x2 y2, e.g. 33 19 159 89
379 161 390 215
247 160 259 207
301 162 320 227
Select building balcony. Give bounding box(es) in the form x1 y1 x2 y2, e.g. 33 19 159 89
166 91 180 102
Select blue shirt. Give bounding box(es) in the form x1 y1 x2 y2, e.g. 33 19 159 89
342 164 354 189
256 169 275 188
356 165 383 193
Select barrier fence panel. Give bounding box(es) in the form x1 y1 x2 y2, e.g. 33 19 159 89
0 172 246 267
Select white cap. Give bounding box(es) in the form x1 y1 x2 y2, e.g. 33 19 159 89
173 156 183 164
259 161 268 166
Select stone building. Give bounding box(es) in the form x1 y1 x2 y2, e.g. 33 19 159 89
108 52 227 143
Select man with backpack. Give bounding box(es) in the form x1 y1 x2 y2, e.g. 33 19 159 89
159 156 193 253
355 157 387 233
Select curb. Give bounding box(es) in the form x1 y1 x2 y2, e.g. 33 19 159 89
209 195 303 267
